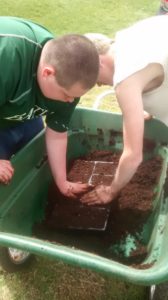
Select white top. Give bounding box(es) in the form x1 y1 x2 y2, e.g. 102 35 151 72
113 16 168 125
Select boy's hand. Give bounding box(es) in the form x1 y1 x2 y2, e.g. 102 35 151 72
0 160 14 184
81 184 117 205
59 181 94 198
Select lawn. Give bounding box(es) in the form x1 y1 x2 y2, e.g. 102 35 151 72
0 1 158 299
0 0 158 36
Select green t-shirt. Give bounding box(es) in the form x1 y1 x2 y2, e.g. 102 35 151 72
0 16 79 132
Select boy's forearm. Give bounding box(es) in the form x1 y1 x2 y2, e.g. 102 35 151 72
45 126 67 187
111 151 142 195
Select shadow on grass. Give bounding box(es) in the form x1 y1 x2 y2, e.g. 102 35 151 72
0 256 148 300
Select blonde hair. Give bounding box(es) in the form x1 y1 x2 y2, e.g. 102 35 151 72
43 34 99 89
84 33 113 55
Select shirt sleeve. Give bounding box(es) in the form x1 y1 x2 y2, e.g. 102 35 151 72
45 98 80 132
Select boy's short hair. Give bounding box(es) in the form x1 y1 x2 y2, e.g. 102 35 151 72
44 34 99 89
84 33 113 55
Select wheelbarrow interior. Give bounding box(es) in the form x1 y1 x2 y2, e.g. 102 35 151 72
0 107 168 285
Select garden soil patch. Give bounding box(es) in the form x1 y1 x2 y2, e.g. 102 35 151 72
36 149 163 267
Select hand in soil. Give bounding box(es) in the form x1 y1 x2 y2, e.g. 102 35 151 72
60 180 94 199
81 184 117 205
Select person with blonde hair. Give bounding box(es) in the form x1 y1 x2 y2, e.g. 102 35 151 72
82 15 168 205
0 16 99 198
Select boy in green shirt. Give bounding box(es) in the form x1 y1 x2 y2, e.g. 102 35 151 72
0 16 99 198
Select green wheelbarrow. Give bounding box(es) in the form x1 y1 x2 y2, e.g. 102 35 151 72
0 107 168 300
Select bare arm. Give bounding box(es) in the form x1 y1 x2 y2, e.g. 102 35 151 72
82 63 163 204
110 63 163 195
82 82 144 205
45 126 91 198
110 80 144 194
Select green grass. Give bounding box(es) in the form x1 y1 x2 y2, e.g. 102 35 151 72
0 1 159 299
0 257 148 300
79 85 121 112
1 0 158 36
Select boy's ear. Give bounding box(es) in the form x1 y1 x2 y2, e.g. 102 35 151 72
99 56 105 69
42 66 56 77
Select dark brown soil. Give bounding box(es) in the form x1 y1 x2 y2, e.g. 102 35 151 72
36 149 163 268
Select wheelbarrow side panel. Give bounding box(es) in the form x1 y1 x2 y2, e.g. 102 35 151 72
0 129 52 235
0 108 168 285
